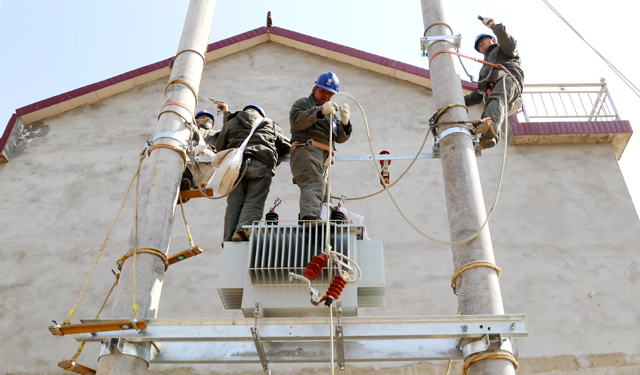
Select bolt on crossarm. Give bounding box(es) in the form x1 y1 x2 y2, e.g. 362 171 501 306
420 0 516 374
96 1 217 374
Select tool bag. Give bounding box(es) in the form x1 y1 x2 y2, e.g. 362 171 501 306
187 139 217 188
213 116 262 195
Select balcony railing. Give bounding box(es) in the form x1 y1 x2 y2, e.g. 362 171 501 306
518 78 621 122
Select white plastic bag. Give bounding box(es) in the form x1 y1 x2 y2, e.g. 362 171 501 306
188 143 217 188
213 116 262 195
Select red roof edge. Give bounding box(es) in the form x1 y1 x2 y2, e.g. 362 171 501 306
5 25 476 151
0 113 18 152
511 114 633 136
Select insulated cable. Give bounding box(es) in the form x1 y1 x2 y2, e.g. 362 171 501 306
333 91 509 247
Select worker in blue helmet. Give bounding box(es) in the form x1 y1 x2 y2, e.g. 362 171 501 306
465 17 524 151
215 105 290 242
289 71 353 225
180 109 223 200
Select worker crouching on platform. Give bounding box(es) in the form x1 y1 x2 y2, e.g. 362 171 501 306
215 105 291 242
289 72 353 224
465 17 524 151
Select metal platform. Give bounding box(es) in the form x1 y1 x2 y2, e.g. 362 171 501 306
77 314 526 370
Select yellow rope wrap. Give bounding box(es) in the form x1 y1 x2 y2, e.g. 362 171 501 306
424 22 454 36
174 48 207 67
117 248 169 272
451 260 501 294
146 143 187 171
433 104 469 124
462 352 519 374
59 154 145 326
164 78 198 107
157 109 192 124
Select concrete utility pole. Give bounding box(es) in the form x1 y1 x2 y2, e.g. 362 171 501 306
96 1 216 374
420 1 516 374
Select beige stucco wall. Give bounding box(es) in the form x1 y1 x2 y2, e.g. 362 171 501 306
1 42 639 374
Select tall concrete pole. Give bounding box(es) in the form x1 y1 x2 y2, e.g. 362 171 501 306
420 1 516 374
96 1 216 374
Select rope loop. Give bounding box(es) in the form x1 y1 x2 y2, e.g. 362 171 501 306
462 352 519 374
164 78 198 107
424 22 453 36
117 247 169 272
451 260 501 295
432 104 468 124
171 48 206 68
147 143 188 171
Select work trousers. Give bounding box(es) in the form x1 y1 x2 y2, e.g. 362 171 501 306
483 76 519 142
290 146 328 218
223 158 272 241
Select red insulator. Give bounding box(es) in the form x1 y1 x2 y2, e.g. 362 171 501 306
325 275 346 300
303 254 327 280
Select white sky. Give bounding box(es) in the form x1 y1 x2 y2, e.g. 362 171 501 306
1 0 638 215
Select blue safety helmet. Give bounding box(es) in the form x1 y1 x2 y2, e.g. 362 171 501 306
243 104 266 117
315 71 339 93
195 110 215 122
474 33 494 53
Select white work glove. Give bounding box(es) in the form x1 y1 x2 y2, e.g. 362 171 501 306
481 16 495 28
321 101 339 115
340 103 350 125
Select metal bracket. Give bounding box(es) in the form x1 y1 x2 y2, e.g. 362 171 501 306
462 333 513 358
420 34 462 56
432 126 481 157
250 327 270 373
152 132 188 148
99 338 151 367
194 155 214 163
336 325 345 370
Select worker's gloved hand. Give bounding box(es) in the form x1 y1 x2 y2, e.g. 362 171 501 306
217 102 229 112
482 17 495 28
340 103 350 125
321 101 339 115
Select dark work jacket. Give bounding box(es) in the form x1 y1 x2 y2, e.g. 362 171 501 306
289 94 352 147
215 111 291 174
465 23 524 106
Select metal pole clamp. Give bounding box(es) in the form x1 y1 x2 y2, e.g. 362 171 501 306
99 338 151 367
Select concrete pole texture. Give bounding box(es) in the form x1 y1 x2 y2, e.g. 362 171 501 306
419 1 516 374
96 1 217 374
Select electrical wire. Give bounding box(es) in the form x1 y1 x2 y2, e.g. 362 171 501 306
333 91 509 247
542 0 640 98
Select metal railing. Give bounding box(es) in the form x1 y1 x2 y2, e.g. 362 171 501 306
518 78 621 122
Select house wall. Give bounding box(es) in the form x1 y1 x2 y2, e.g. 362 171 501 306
1 42 639 374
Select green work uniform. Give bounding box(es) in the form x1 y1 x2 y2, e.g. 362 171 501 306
464 23 524 141
215 110 291 241
289 94 352 218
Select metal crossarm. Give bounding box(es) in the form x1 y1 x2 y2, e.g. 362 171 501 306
76 315 526 365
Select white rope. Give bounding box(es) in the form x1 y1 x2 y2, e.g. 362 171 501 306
333 91 509 246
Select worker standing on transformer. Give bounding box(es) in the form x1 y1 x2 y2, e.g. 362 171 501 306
464 16 524 151
180 110 221 195
215 105 291 242
289 72 353 224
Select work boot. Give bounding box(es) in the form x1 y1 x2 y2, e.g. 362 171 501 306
474 118 497 139
475 136 497 152
232 231 248 242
